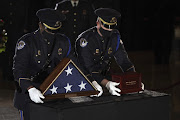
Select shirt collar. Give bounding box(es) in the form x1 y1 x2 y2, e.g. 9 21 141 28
71 0 79 7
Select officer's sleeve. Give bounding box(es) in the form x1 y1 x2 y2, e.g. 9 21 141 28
13 39 33 91
75 38 105 84
114 39 135 72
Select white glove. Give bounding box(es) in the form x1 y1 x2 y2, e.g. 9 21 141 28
28 87 45 103
106 81 121 96
90 81 103 97
139 82 145 93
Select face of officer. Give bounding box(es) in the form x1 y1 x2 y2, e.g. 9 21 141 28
96 18 113 38
39 22 57 41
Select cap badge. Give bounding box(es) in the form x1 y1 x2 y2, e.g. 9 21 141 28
55 21 61 27
80 38 88 47
110 17 117 23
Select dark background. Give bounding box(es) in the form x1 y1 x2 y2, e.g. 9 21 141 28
0 0 180 120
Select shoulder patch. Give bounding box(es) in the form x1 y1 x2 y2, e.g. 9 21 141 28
80 38 88 47
17 40 26 50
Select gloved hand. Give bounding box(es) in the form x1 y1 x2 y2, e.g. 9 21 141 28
106 81 121 96
139 82 145 93
28 87 45 103
90 81 103 97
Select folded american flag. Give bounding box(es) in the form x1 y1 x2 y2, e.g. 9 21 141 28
40 58 98 99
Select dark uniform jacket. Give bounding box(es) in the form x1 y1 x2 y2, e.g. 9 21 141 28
55 0 96 48
13 29 72 110
76 27 135 84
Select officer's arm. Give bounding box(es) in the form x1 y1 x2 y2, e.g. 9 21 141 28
114 39 135 72
13 39 33 91
75 38 105 84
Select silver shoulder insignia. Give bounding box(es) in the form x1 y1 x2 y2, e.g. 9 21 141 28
17 40 26 50
80 38 88 47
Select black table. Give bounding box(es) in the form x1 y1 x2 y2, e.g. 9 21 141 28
29 90 170 120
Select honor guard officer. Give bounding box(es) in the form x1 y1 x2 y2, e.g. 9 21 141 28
13 8 72 120
55 0 96 50
76 8 144 96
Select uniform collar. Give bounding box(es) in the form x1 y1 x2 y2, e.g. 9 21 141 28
71 0 79 7
95 27 103 40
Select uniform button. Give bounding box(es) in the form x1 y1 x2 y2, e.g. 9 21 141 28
74 19 76 21
48 65 51 68
10 3 12 5
10 21 12 24
36 55 38 57
10 12 13 15
100 62 102 64
74 25 76 27
38 61 41 64
73 31 76 34
102 40 104 43
48 54 50 56
48 42 50 45
44 39 47 42
74 13 77 15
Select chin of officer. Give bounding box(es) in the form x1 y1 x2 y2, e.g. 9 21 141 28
76 8 145 97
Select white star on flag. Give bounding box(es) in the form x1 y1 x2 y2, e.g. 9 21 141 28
64 83 73 93
65 66 73 76
50 85 58 94
78 81 87 91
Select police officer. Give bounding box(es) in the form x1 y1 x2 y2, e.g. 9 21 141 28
76 8 144 96
55 0 96 50
13 8 73 120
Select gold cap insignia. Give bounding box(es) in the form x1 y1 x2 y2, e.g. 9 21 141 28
55 21 61 27
110 17 117 23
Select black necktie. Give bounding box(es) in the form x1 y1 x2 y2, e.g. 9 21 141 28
74 2 76 7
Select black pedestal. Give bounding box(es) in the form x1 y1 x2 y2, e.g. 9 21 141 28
29 90 170 120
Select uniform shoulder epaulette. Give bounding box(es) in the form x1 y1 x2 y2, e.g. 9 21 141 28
77 27 96 39
56 0 70 5
17 32 33 42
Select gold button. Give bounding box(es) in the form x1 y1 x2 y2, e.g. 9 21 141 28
48 65 51 68
48 54 50 56
74 19 76 21
36 55 38 57
74 13 77 15
48 42 50 45
38 61 41 63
